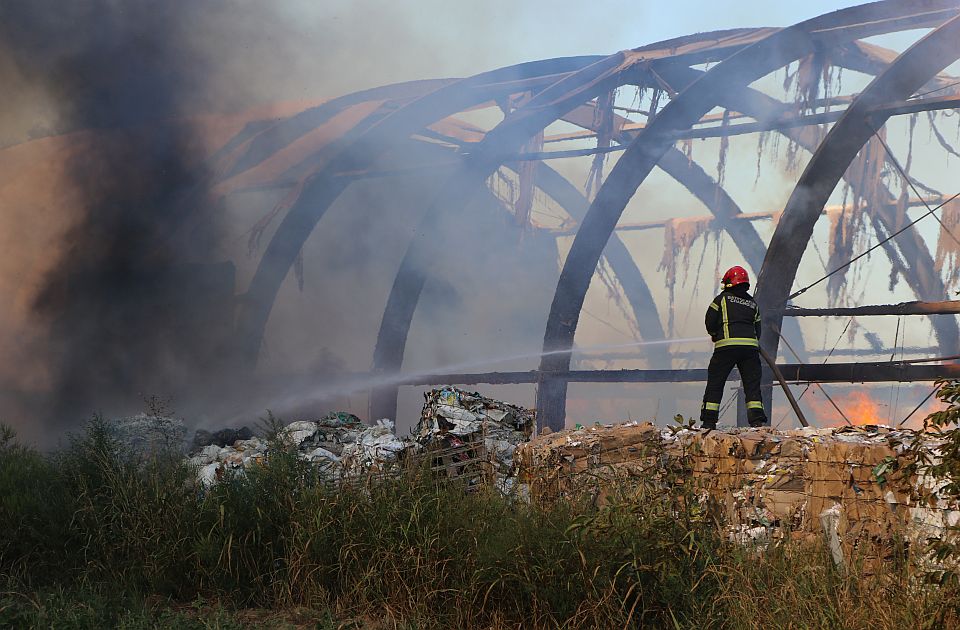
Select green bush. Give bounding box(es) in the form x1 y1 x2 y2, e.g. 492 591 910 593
2 418 960 628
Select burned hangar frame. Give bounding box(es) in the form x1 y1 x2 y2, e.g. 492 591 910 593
213 0 960 430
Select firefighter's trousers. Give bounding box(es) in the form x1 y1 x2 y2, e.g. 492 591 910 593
700 345 767 426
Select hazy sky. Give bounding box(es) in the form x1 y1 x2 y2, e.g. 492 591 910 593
246 1 875 102
0 1 882 144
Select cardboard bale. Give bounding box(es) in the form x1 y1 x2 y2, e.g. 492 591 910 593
516 422 960 566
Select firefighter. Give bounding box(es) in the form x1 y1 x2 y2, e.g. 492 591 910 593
700 265 768 429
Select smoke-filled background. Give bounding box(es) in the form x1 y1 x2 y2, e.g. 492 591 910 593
2 0 958 445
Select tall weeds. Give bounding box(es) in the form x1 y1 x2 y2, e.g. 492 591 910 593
1 420 958 628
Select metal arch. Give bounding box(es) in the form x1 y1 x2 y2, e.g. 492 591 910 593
220 79 458 178
368 104 781 421
536 0 960 431
698 69 960 354
755 14 960 375
234 56 605 364
234 27 812 368
364 25 949 420
653 62 959 355
222 27 777 183
368 42 802 420
530 163 669 355
367 159 669 420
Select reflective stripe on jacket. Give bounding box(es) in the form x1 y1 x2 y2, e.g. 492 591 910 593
705 286 761 349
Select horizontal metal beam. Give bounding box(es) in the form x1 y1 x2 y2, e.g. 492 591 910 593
776 361 960 382
541 94 960 149
784 300 960 316
550 196 938 236
391 361 960 386
226 94 960 195
574 346 941 362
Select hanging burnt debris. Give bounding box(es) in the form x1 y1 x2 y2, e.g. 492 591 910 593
935 198 960 287
659 217 716 334
585 89 617 201
827 129 888 304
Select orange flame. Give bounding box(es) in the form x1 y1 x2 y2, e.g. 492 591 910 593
805 388 946 429
804 389 885 427
839 390 884 426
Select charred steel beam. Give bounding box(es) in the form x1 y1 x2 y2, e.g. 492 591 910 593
872 93 960 117
238 28 790 367
542 87 959 145
549 197 939 236
658 94 960 141
369 52 660 422
531 163 670 365
609 94 857 127
576 346 941 362
756 13 960 389
784 300 960 316
497 94 960 159
651 60 953 325
518 97 960 159
235 56 605 364
371 82 790 420
560 103 779 345
391 362 960 386
538 0 960 431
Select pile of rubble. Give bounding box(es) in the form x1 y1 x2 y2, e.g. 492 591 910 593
516 422 960 567
414 387 534 490
186 389 534 489
188 411 409 486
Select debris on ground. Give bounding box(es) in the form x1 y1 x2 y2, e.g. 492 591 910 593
516 422 960 570
341 419 409 473
187 411 414 487
191 426 253 451
184 391 537 492
415 387 534 490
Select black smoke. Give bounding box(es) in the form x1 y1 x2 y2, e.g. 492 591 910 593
1 1 233 428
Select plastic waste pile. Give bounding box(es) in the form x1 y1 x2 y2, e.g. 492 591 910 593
415 387 534 490
517 422 960 569
187 411 411 487
185 391 536 492
340 419 408 474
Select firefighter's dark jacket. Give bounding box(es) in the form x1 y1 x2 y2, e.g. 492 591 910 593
705 285 761 348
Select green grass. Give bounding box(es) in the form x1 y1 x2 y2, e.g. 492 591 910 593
1 419 958 629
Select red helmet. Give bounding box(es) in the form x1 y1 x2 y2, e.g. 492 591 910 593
722 265 749 288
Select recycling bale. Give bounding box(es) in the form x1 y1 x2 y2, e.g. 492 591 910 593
416 387 534 491
516 422 960 570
